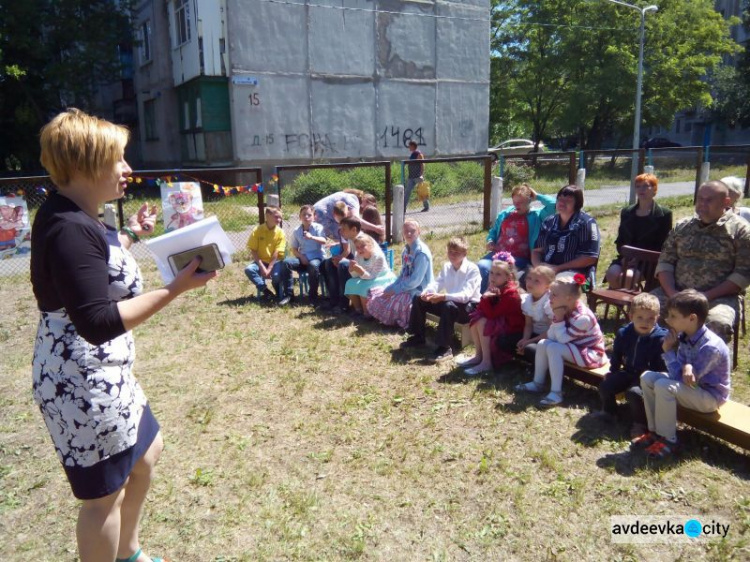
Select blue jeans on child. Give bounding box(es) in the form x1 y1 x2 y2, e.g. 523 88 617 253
478 253 530 292
244 261 285 298
284 257 322 298
322 256 352 307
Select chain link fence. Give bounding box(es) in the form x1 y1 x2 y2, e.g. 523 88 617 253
398 156 493 240
0 168 263 278
275 161 392 243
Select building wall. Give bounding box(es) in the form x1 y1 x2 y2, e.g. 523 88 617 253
133 0 183 167
226 0 490 163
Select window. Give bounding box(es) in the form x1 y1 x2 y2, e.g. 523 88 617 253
175 0 191 46
144 99 158 140
140 20 152 64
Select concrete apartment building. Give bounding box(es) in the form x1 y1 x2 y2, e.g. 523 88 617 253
642 0 750 147
130 0 491 168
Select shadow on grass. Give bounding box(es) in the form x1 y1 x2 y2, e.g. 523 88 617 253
218 295 259 307
595 427 750 478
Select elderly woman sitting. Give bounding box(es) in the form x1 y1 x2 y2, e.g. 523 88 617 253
604 173 672 289
721 176 750 223
531 185 600 286
478 184 556 292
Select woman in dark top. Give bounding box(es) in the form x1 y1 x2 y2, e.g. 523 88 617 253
531 185 601 286
31 109 215 562
604 173 672 289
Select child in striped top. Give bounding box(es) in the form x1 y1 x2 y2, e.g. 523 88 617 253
515 275 607 406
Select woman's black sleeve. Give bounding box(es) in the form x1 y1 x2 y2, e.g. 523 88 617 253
46 222 126 345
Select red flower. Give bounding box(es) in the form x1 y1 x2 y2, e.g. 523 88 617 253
573 273 587 285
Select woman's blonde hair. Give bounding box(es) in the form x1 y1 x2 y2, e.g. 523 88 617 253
490 259 517 286
40 108 129 187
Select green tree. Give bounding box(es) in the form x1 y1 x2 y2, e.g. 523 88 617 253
0 0 133 172
490 0 740 150
710 5 750 127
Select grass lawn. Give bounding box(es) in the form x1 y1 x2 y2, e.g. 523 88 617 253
1 198 749 561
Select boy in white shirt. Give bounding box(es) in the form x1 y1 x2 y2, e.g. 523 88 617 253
401 236 481 362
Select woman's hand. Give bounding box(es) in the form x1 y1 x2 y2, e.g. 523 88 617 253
128 203 158 237
167 256 217 295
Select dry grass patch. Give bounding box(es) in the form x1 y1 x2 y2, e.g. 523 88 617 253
2 197 750 560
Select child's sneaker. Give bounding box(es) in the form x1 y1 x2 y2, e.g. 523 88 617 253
629 423 647 439
630 431 657 450
645 438 680 459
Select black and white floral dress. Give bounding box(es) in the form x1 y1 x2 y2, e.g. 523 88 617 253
30 193 159 500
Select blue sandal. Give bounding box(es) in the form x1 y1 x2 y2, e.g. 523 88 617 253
116 548 167 562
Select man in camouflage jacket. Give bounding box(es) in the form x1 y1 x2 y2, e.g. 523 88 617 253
653 180 750 342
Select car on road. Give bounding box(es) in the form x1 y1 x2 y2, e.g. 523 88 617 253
641 137 682 149
488 138 546 159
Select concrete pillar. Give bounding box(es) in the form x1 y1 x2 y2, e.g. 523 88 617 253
103 204 117 229
266 193 280 207
700 162 711 186
490 176 503 221
392 184 405 243
576 168 586 190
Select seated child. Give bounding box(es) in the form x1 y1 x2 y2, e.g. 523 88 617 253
515 275 607 406
516 265 556 362
459 252 524 375
634 289 731 458
368 219 433 329
322 215 361 312
244 206 288 304
594 293 667 437
344 233 396 318
283 205 326 302
401 236 481 363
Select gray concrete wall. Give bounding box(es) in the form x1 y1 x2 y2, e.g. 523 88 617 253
227 0 489 163
133 0 183 167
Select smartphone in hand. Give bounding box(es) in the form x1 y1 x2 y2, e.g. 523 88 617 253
168 243 225 275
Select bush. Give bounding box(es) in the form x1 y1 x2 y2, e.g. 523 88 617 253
283 169 348 205
344 167 386 202
502 161 535 190
452 160 484 193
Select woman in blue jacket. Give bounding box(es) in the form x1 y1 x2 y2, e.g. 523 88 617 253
478 184 556 291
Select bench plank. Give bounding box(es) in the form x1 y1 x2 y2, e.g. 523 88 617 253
425 313 472 349
559 359 750 451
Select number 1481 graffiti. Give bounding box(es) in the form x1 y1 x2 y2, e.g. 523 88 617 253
378 126 426 148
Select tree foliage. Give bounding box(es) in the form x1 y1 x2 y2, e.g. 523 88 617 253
490 0 741 150
0 0 133 172
710 5 750 128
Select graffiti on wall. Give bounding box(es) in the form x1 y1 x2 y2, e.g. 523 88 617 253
377 125 427 149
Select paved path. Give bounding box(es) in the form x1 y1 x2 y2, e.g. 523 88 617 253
0 181 698 277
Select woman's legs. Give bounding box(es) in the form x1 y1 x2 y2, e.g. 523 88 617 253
77 488 125 562
117 431 164 560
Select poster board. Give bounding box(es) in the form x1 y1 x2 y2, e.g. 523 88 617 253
161 182 204 232
0 195 31 259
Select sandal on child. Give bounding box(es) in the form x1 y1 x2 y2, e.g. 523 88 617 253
514 381 544 393
464 364 492 376
456 355 481 368
645 438 679 459
539 392 563 406
116 549 168 562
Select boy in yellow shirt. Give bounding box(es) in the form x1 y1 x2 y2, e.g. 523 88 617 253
244 206 289 304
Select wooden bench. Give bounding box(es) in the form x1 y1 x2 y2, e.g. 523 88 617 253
425 313 472 349
560 360 750 451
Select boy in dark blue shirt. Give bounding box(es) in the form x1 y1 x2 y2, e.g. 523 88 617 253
592 293 667 437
